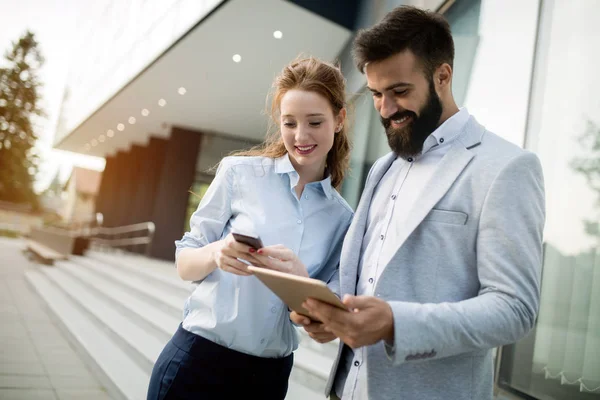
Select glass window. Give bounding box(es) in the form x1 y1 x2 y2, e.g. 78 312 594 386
447 0 539 147
498 0 600 398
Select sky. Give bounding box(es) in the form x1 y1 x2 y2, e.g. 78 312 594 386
1 0 105 192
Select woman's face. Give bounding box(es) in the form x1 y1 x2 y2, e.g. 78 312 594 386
279 89 343 173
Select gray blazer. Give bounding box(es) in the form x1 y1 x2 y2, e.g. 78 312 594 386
326 116 545 400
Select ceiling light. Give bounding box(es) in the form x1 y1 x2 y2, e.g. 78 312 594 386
158 99 166 107
99 135 105 142
117 123 125 131
91 139 98 147
178 87 186 95
232 54 242 63
107 129 114 137
273 30 283 39
128 117 136 124
141 109 149 116
84 144 91 151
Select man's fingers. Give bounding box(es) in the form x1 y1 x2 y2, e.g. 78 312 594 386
342 294 377 310
305 298 353 334
290 311 310 326
304 299 338 324
309 332 337 343
303 322 327 333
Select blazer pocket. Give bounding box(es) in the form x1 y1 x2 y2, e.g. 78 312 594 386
423 209 468 225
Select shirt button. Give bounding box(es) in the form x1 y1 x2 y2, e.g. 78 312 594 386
354 361 360 367
380 234 384 240
368 278 374 284
439 138 445 143
391 195 396 200
271 307 277 313
304 195 309 200
407 157 413 162
297 219 302 224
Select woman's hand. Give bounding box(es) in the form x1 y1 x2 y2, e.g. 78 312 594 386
251 245 309 277
214 234 265 276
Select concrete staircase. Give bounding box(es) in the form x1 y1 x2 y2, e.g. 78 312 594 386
25 250 338 399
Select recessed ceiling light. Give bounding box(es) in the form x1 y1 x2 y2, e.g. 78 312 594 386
84 144 91 151
178 87 186 95
128 117 136 124
158 99 166 107
141 109 150 116
232 54 242 63
117 123 125 131
99 135 105 142
107 129 114 137
91 139 98 147
273 30 283 39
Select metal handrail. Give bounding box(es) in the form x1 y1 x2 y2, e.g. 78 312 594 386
91 222 155 236
89 221 155 256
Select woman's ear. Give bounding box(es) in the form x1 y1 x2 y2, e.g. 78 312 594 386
336 107 347 132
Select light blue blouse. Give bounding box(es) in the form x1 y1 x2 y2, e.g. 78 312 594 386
175 154 353 358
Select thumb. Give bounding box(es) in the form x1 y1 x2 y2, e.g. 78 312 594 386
342 295 373 310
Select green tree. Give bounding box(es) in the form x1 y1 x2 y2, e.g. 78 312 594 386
0 30 44 208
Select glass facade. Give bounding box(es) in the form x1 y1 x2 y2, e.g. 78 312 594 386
55 0 224 146
498 0 600 398
340 1 600 398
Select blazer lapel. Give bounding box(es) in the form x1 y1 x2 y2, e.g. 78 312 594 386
340 152 396 295
390 116 484 254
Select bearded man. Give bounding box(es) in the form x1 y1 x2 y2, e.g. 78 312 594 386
290 5 546 400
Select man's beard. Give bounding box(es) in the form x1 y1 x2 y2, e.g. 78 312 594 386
381 81 443 159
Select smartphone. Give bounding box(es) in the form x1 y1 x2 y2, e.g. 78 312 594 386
231 232 264 249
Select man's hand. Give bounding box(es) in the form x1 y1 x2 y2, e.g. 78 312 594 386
290 311 337 343
303 295 394 349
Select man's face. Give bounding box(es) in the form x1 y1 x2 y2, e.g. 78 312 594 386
365 50 443 158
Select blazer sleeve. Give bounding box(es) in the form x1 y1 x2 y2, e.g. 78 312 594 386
385 151 546 365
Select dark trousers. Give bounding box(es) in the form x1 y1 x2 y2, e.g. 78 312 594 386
147 324 294 399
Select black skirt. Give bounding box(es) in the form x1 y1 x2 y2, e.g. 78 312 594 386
146 324 294 399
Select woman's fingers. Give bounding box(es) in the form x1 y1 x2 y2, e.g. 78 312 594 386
216 252 252 276
256 245 294 260
250 254 289 272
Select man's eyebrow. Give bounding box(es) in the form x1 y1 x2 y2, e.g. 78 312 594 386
367 82 413 93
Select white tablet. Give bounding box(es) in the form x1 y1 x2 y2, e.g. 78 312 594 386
247 266 348 321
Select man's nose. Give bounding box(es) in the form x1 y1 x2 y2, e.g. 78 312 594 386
380 95 398 119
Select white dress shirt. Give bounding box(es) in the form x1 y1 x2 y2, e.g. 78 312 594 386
336 107 470 399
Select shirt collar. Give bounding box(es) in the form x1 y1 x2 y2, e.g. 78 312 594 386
273 153 334 200
274 153 295 174
421 107 470 154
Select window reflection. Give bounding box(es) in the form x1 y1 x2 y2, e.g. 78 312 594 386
498 0 600 398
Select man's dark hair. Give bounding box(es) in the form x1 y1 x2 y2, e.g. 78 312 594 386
352 5 454 77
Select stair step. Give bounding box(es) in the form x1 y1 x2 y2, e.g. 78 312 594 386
293 343 334 380
40 266 166 372
71 256 187 314
286 378 325 400
87 251 195 293
57 260 180 339
297 328 340 360
25 270 150 400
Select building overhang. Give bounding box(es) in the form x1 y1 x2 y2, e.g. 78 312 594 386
54 0 353 158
